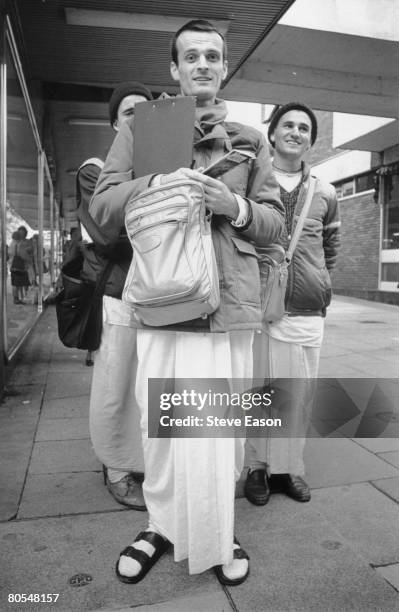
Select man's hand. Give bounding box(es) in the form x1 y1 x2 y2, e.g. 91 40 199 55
160 168 238 218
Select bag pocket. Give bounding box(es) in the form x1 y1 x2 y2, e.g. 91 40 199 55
125 205 199 306
257 245 288 323
231 236 261 305
55 282 100 350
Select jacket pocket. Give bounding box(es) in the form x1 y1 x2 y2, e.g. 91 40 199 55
321 266 332 308
231 236 260 305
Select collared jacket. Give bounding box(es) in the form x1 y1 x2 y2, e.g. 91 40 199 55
89 115 284 332
283 163 341 316
75 159 133 295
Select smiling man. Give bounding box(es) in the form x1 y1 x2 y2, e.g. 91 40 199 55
90 19 283 587
246 102 341 507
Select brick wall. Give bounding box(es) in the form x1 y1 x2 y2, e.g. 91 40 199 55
308 110 345 166
332 191 380 296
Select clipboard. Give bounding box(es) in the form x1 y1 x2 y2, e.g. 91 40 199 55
133 96 196 177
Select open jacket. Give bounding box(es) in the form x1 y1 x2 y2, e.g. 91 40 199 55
89 114 284 332
283 163 341 316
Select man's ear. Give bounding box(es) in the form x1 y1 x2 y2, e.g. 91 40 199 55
170 61 180 82
113 120 119 132
222 60 228 80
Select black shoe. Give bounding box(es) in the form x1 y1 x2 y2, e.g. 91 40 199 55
244 469 270 506
272 474 311 502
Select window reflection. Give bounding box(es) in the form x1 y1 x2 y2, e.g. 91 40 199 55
6 41 40 352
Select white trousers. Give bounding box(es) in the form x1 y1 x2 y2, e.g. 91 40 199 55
247 318 323 475
89 298 143 475
136 328 254 574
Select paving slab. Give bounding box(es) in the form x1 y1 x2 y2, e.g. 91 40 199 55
29 439 100 474
44 371 92 400
1 383 45 414
95 590 233 611
372 477 399 504
304 438 399 488
375 563 399 593
18 472 123 518
352 438 399 453
41 395 89 419
0 512 220 612
317 357 368 378
344 359 399 378
230 499 399 612
36 417 89 441
310 482 399 566
378 451 399 469
49 349 92 373
0 413 39 520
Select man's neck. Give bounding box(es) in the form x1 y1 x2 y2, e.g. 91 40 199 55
272 153 302 173
195 97 217 108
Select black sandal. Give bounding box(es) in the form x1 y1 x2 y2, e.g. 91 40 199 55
115 531 170 584
214 537 250 586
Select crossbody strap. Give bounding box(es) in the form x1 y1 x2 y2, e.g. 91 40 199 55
92 259 114 301
286 175 316 264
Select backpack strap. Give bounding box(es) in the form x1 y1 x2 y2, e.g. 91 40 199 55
286 175 316 264
92 259 115 302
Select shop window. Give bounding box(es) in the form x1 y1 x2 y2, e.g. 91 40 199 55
382 174 399 250
335 179 354 198
5 40 41 353
334 171 376 199
355 172 375 193
381 262 399 282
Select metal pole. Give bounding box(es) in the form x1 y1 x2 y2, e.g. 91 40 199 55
37 151 44 312
0 14 8 373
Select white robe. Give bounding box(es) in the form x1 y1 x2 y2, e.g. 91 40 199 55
136 328 253 574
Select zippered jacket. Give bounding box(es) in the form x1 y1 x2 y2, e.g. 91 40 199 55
89 114 284 332
283 163 341 316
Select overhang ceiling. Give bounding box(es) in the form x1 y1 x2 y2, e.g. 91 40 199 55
7 0 399 230
7 0 295 227
223 23 399 118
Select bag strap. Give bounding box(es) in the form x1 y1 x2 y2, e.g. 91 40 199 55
92 259 114 301
286 175 316 264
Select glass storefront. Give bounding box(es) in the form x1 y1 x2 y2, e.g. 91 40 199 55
1 17 60 364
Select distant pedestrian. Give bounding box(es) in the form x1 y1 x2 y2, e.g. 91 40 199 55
9 230 29 304
17 226 34 295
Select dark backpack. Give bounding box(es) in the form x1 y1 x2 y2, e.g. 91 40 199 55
56 159 130 350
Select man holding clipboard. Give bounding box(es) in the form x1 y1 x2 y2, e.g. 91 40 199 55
90 19 283 586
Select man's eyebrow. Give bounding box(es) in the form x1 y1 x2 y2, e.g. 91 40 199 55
183 46 221 54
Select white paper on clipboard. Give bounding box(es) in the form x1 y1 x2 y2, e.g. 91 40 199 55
132 96 195 177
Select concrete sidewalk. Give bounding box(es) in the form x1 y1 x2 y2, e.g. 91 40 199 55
1 295 399 611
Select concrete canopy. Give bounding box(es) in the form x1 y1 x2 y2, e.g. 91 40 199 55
224 0 399 121
223 0 399 153
7 0 399 224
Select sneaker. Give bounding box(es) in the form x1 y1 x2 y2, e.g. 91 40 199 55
105 472 147 510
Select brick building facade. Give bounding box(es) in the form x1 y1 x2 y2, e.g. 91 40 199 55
307 111 399 306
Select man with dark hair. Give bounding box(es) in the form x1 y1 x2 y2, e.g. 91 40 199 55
90 19 283 585
170 18 228 63
76 82 152 508
245 102 341 506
